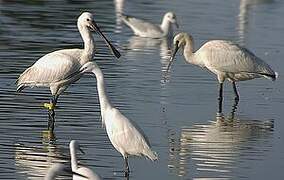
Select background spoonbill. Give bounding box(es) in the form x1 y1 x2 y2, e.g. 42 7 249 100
79 62 158 177
166 32 277 114
16 12 120 133
44 163 87 180
69 140 101 180
121 12 178 38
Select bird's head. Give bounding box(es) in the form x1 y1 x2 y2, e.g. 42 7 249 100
78 12 121 59
165 12 179 28
80 62 99 74
69 140 85 154
173 32 192 48
78 12 97 31
166 32 192 72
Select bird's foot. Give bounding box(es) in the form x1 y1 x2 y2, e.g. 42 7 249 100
43 102 55 110
124 171 130 177
216 112 224 118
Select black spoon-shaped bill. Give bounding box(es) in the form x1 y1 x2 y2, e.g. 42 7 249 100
166 43 179 72
90 21 121 59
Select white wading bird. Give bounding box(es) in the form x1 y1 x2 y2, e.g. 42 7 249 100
79 62 158 177
69 140 101 180
16 12 120 133
121 12 178 38
44 163 87 180
167 32 277 114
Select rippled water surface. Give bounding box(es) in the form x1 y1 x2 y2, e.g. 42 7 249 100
1 0 284 179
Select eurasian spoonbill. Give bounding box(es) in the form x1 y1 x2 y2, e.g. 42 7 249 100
79 62 158 177
122 12 178 38
167 32 277 113
16 12 120 133
70 140 101 180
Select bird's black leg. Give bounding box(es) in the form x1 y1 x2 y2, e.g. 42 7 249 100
218 83 223 114
47 95 57 132
232 81 239 103
230 98 239 120
124 156 130 177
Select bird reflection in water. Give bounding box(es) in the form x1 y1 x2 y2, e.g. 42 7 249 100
114 0 125 33
168 108 274 178
126 36 170 57
125 36 171 82
238 0 274 45
14 141 68 179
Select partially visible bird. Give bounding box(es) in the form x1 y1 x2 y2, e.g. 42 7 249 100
121 12 178 38
79 62 158 177
16 12 120 133
44 163 87 180
69 140 101 180
167 32 277 114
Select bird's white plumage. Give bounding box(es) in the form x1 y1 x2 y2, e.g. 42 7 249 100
123 17 163 36
122 12 178 38
44 163 68 180
104 107 156 160
80 62 157 163
172 33 276 83
44 163 87 180
16 10 122 100
18 49 83 94
69 140 101 180
16 12 97 96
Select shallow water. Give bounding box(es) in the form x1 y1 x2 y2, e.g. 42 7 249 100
0 0 284 179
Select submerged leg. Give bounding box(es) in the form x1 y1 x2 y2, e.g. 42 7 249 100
230 98 239 120
218 83 223 114
46 95 57 132
232 81 239 102
124 156 130 177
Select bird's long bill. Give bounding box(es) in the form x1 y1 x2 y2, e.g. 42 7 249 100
166 43 179 72
175 21 179 29
92 22 121 59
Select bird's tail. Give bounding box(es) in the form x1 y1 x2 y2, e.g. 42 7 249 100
15 67 32 92
275 72 279 80
259 72 278 81
16 84 25 92
145 150 158 161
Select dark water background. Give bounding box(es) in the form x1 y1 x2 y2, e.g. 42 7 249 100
0 0 283 179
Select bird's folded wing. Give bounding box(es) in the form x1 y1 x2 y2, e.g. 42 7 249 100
17 50 82 86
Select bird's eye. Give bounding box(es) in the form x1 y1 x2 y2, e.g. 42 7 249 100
86 18 90 21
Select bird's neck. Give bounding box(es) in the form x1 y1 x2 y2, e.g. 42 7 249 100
70 145 78 171
93 68 112 122
79 26 95 59
183 39 196 65
160 19 172 36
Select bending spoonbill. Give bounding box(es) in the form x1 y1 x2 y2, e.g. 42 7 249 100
122 12 178 38
166 32 277 113
16 12 120 133
70 140 101 180
79 62 158 177
44 163 87 180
